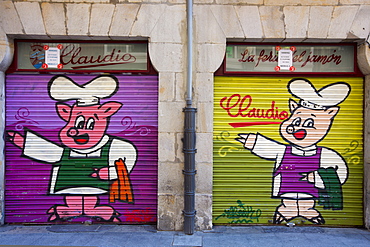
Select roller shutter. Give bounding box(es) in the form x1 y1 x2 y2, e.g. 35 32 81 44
213 76 363 226
5 74 158 224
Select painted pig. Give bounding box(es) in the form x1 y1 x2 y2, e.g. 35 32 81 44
236 78 350 225
57 102 121 150
8 75 137 222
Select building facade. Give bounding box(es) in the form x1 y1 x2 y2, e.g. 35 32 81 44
0 0 370 231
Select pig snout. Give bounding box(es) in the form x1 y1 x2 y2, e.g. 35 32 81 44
286 124 307 140
66 127 90 145
286 125 295 134
67 127 79 137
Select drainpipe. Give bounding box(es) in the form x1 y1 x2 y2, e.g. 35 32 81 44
183 0 197 235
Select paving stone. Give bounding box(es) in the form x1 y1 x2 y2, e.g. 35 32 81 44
0 225 15 232
0 226 369 247
47 225 101 232
173 234 203 246
261 225 325 233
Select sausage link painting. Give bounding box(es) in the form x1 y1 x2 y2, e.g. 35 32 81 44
213 77 363 226
5 74 158 224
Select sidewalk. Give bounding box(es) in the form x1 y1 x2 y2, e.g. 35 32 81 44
0 224 369 247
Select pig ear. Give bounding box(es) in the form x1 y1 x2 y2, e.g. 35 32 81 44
289 99 299 113
325 106 339 119
98 102 122 118
56 103 72 122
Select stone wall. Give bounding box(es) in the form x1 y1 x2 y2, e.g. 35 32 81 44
0 0 369 230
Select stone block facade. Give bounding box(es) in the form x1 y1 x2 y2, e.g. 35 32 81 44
0 0 369 231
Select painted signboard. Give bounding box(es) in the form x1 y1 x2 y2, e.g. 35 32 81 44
226 45 355 73
17 41 148 71
213 76 363 226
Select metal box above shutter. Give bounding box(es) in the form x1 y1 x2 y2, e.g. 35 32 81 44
213 76 363 226
5 74 158 224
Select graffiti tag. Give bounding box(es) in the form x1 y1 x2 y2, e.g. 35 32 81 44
124 209 156 222
215 200 262 224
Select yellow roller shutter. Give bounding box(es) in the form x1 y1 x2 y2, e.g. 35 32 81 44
213 76 363 226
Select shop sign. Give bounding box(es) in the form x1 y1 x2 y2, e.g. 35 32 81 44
17 41 148 71
225 44 354 73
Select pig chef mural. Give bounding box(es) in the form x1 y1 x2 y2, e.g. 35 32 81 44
5 74 158 223
213 77 363 226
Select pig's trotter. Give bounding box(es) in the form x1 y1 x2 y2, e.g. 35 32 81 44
47 206 63 222
273 210 287 224
307 214 325 225
84 206 121 222
111 211 121 222
83 196 121 222
47 205 83 221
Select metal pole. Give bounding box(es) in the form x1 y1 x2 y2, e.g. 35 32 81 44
183 107 196 235
183 0 197 235
186 0 193 107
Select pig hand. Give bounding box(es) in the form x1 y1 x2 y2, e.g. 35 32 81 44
235 133 257 150
91 167 110 180
299 172 315 183
7 131 25 149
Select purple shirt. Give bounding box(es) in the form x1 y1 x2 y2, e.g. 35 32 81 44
274 146 322 198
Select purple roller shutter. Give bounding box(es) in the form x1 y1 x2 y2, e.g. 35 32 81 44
5 74 158 224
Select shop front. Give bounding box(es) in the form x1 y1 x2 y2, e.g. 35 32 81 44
213 43 364 226
4 40 158 224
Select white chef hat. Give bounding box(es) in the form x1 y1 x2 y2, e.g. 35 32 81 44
49 75 118 106
288 78 351 110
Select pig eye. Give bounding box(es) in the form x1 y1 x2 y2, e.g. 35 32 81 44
75 116 85 129
86 117 95 130
292 117 301 126
303 118 315 128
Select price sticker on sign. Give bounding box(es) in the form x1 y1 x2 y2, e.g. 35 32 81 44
43 45 63 69
278 49 293 70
